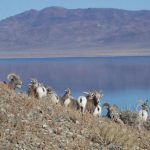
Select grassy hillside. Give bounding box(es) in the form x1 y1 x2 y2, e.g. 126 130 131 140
0 82 150 150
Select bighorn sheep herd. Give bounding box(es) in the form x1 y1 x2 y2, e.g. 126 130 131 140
2 73 149 126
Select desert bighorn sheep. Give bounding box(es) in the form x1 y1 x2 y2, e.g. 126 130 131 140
102 103 124 124
60 88 79 110
27 78 38 97
78 90 103 115
60 88 72 106
138 100 148 122
27 79 47 99
4 73 22 90
93 104 102 117
47 86 59 104
86 90 103 116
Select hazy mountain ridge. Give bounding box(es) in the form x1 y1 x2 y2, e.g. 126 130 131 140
0 7 150 56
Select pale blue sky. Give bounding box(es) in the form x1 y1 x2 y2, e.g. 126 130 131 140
0 0 150 20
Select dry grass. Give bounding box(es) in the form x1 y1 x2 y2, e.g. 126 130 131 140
0 82 150 150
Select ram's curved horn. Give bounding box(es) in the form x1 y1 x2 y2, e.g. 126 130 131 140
7 73 19 81
83 92 89 95
102 103 110 109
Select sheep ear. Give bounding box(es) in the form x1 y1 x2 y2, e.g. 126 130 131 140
138 99 145 105
102 103 110 108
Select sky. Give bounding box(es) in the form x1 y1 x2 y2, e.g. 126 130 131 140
0 0 150 20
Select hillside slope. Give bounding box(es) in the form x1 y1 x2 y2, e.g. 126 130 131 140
0 82 150 149
0 7 150 57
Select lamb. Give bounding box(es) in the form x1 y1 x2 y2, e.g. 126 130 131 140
102 103 124 124
60 88 79 110
4 73 22 90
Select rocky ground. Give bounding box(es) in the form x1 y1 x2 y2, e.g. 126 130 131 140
0 82 150 150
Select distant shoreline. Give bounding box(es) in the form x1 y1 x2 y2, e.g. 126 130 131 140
0 48 150 59
1 55 150 62
1 53 150 59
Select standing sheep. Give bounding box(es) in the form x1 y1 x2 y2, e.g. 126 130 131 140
47 86 59 104
138 100 148 122
60 88 79 110
77 91 103 114
93 104 102 117
86 90 103 115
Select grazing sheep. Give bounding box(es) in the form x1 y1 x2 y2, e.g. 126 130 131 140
60 88 79 110
78 91 103 113
102 103 124 124
4 73 22 90
47 87 59 104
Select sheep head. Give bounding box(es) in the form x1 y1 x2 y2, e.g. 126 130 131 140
64 88 72 97
93 90 104 102
85 90 103 102
47 86 54 94
84 91 95 100
7 73 22 90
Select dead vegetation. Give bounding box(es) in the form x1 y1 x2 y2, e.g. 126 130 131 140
0 82 150 150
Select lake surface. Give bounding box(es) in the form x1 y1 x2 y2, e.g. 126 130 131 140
0 56 150 110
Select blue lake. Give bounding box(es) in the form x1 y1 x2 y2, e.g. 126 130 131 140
0 56 150 110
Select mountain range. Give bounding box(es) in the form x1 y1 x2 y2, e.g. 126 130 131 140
0 7 150 57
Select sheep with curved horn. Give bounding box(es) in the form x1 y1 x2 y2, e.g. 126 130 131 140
5 73 22 90
86 90 103 115
102 103 124 124
77 90 103 115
